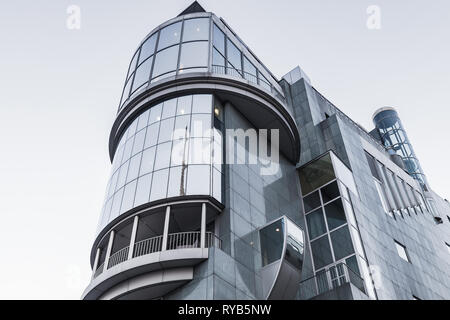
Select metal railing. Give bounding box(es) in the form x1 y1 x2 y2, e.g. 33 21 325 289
166 231 201 250
133 235 163 258
205 231 222 249
299 262 366 300
108 246 129 269
93 262 104 278
211 65 286 105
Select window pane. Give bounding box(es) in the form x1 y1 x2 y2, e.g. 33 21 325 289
126 153 142 183
121 77 133 105
212 48 225 67
188 138 211 165
260 219 284 267
158 22 181 50
140 147 156 175
176 95 192 115
330 225 355 260
190 114 211 138
136 109 150 132
132 57 152 93
192 94 212 114
183 18 209 42
187 165 210 195
127 50 139 79
324 199 347 230
144 122 160 148
132 129 146 155
299 153 336 195
303 191 321 213
121 181 137 213
161 98 177 119
167 166 186 197
243 56 257 83
150 169 169 201
306 208 327 239
110 188 124 220
152 45 179 78
154 141 172 170
321 181 340 203
134 173 152 207
116 162 129 191
139 33 157 64
179 41 208 70
213 24 225 54
158 118 175 143
311 235 333 269
173 115 191 140
227 39 241 71
171 139 189 166
213 168 222 202
395 241 410 262
149 104 162 124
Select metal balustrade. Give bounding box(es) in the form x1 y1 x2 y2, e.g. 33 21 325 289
299 262 366 300
93 231 222 277
108 246 130 269
133 235 163 258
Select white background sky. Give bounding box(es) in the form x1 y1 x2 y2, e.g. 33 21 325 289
0 0 448 299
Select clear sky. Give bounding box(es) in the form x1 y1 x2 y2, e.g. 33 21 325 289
0 0 448 299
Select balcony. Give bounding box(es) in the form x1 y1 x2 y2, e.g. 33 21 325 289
299 263 367 300
83 201 222 300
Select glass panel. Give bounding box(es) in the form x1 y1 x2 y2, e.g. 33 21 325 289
330 225 355 260
116 162 129 190
176 95 192 115
311 235 333 269
152 45 179 78
132 57 152 93
183 18 209 42
299 153 335 195
140 147 156 175
190 114 211 138
161 98 177 119
212 48 225 67
213 24 225 54
260 219 284 267
136 109 150 132
187 165 210 195
303 191 321 213
321 181 340 203
179 42 208 70
324 199 347 230
149 104 163 124
167 166 186 198
149 169 169 201
144 122 160 148
132 129 146 155
258 71 271 91
243 56 257 83
227 39 242 72
126 153 142 183
345 255 360 276
306 208 327 239
121 181 137 213
173 115 191 140
188 138 211 164
158 22 182 50
213 168 222 202
171 139 189 166
158 118 175 143
285 219 304 269
192 95 212 114
110 188 124 220
121 77 133 105
127 50 139 79
139 33 157 64
154 142 172 170
134 173 152 207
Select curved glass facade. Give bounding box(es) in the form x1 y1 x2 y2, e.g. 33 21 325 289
118 15 286 112
373 109 427 187
98 94 224 232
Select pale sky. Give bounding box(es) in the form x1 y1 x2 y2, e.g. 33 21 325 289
0 0 448 299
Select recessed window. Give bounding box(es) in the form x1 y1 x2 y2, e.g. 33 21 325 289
394 240 411 263
445 242 450 255
321 181 340 203
303 191 321 213
306 208 327 239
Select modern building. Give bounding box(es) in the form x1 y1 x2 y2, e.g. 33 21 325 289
82 2 450 300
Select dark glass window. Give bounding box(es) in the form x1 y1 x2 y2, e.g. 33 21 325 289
306 208 327 239
324 199 347 230
330 226 354 260
321 181 340 203
303 191 321 213
365 152 380 180
299 153 336 195
311 235 333 269
260 219 284 267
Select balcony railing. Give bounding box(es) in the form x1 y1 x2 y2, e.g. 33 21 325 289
133 235 163 258
211 65 286 104
108 246 130 269
299 262 366 300
93 231 222 278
